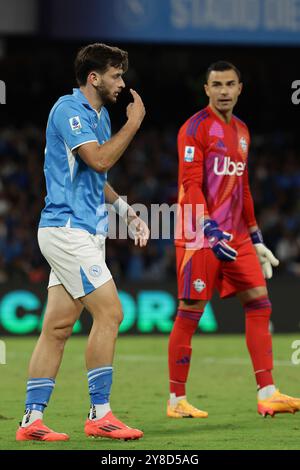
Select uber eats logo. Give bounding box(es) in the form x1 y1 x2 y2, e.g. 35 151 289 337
0 80 6 104
0 290 217 334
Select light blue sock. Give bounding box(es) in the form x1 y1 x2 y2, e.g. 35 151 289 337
25 377 55 411
22 378 55 426
87 367 113 419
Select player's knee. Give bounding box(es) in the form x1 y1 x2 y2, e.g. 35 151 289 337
244 295 272 319
104 302 123 334
180 299 206 311
89 297 123 330
43 318 74 343
111 303 124 327
239 287 269 305
53 324 74 342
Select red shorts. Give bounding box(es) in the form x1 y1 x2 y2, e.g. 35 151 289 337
176 239 266 300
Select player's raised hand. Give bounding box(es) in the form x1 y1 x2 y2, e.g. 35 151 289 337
203 219 237 262
126 89 146 129
128 216 150 248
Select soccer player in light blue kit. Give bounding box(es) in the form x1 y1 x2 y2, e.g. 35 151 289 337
16 43 148 442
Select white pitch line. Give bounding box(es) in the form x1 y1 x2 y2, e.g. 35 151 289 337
5 353 298 368
117 355 298 367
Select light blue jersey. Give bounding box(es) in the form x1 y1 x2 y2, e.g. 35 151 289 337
39 88 110 235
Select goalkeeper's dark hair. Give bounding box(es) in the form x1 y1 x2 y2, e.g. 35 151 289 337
75 43 128 86
206 61 242 83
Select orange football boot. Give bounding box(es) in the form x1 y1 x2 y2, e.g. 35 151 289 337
84 411 143 440
16 419 69 441
258 389 300 417
167 399 208 418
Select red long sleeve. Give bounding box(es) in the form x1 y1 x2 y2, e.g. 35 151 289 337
242 166 257 229
179 133 209 219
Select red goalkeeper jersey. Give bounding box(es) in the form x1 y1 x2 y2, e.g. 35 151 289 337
175 105 257 249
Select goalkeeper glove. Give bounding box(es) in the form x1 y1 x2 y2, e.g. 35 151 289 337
251 229 279 279
203 219 237 262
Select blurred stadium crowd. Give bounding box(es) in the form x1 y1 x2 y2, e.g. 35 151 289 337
0 124 300 285
1 39 299 284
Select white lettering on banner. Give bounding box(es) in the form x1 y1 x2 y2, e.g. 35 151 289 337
171 0 260 30
171 0 300 32
171 0 189 28
214 157 246 176
265 0 300 31
203 0 259 29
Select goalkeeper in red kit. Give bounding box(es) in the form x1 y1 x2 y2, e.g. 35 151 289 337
168 61 300 419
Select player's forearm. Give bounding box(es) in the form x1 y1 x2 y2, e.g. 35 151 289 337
242 199 257 230
184 184 210 224
89 120 140 173
104 182 119 205
249 225 259 233
184 180 209 210
242 168 258 229
105 183 137 221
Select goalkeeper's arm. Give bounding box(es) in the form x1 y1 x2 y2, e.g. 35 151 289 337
242 168 279 279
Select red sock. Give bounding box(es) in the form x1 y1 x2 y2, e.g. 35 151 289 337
244 296 274 390
168 309 203 397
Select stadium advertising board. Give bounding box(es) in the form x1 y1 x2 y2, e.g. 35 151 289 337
0 278 299 335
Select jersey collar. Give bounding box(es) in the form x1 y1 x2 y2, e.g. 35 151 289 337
207 105 234 127
72 88 94 110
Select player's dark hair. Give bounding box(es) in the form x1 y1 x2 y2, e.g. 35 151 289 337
206 61 242 83
75 43 128 86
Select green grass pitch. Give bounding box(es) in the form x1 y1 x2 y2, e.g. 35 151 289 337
1 335 300 450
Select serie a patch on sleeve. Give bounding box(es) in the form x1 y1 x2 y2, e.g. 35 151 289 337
184 146 195 162
69 116 82 132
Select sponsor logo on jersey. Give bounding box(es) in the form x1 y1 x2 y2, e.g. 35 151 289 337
193 278 206 293
214 157 246 176
69 116 82 132
240 137 248 153
184 146 195 162
89 265 102 277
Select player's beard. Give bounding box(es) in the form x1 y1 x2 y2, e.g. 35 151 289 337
93 81 116 105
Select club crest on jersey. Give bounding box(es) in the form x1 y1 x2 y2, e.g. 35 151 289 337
214 157 246 176
89 265 102 278
193 279 206 293
69 116 82 132
184 146 195 163
240 137 248 153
